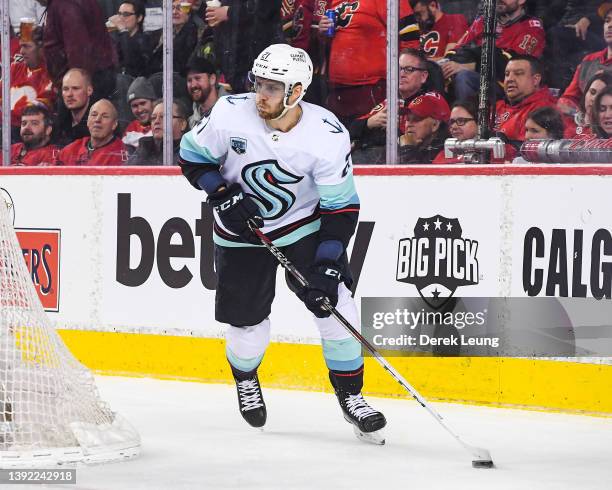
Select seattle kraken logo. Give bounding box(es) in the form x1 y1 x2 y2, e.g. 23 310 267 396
242 161 303 220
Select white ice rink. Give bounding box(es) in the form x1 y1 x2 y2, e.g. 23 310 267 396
41 376 612 490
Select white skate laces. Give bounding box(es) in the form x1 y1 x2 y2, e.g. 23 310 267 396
344 393 378 420
237 379 265 412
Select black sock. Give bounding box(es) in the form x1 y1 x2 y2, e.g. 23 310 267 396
329 365 364 395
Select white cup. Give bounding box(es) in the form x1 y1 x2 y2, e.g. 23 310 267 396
206 0 221 7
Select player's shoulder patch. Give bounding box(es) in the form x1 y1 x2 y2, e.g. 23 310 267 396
230 136 247 155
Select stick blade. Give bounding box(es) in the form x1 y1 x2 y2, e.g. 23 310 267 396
470 447 494 469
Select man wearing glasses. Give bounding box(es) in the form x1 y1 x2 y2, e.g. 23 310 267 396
129 100 188 165
179 44 387 444
350 48 444 164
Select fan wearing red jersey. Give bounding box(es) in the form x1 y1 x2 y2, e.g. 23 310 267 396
409 0 468 60
494 56 560 143
57 99 128 166
441 0 545 101
10 106 58 166
0 26 55 138
318 0 420 123
558 6 612 116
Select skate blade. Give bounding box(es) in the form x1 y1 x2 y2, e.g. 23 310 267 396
353 425 385 445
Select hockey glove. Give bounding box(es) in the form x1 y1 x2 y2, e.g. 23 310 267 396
302 261 343 318
207 183 264 244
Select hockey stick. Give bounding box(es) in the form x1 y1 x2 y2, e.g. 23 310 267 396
247 221 494 468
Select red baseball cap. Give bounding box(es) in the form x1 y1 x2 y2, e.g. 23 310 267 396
407 92 451 122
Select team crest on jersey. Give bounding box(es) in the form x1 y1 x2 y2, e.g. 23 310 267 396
230 137 247 155
336 1 360 29
422 31 441 57
242 160 303 220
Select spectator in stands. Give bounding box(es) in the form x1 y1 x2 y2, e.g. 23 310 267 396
572 72 612 137
186 57 219 128
558 4 612 116
431 99 477 163
37 0 117 99
398 91 450 164
1 26 54 140
10 106 58 166
128 99 188 165
442 0 545 100
318 0 420 124
350 49 438 162
409 0 468 60
432 99 518 164
150 0 199 76
281 1 327 104
56 99 128 165
108 0 153 78
546 0 605 91
123 76 156 148
524 106 566 140
494 56 557 142
55 68 94 147
591 85 612 138
206 0 284 93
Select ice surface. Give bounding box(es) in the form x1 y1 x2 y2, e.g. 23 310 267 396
34 376 612 490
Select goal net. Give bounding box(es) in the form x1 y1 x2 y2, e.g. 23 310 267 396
0 196 140 467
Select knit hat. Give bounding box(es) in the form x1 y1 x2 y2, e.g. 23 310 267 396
127 77 157 103
407 92 451 122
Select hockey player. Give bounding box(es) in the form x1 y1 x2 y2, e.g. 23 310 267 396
179 44 386 443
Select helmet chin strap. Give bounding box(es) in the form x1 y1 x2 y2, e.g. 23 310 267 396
271 84 303 121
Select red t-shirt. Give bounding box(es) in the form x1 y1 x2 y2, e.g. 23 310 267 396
494 87 557 141
421 13 468 59
57 136 128 166
454 14 545 58
10 143 59 166
328 0 420 86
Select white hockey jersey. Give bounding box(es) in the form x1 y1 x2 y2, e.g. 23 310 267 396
180 93 359 247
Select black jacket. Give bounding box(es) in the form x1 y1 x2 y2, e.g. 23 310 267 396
112 29 154 78
128 136 180 165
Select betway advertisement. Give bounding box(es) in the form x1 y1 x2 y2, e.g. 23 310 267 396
2 170 612 349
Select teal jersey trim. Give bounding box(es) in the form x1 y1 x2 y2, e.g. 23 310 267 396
213 219 321 248
325 358 364 371
317 174 360 210
226 347 264 373
179 131 220 165
322 337 362 361
322 337 363 371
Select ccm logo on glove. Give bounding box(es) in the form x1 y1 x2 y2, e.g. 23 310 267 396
214 192 245 213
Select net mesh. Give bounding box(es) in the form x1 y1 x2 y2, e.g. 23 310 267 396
0 197 140 465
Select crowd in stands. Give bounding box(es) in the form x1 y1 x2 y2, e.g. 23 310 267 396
1 0 612 166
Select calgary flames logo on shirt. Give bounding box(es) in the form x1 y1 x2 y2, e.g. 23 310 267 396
336 1 360 29
421 31 441 58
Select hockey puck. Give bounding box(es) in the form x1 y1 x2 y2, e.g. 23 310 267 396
472 460 494 469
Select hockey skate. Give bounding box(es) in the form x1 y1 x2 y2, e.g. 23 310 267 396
335 390 387 445
233 373 267 428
